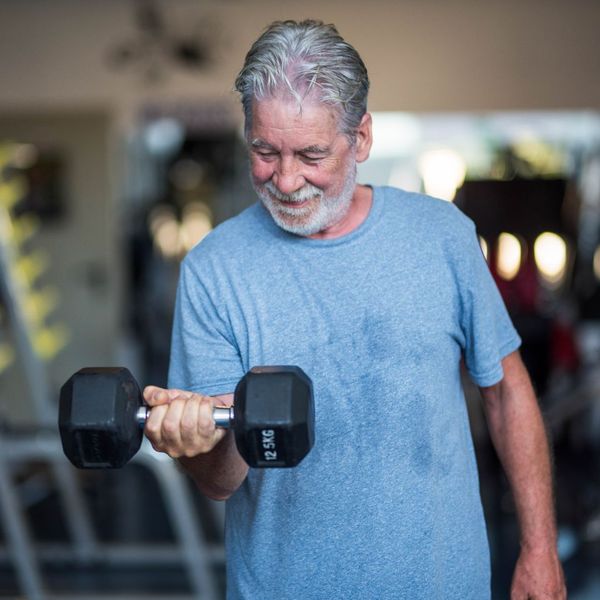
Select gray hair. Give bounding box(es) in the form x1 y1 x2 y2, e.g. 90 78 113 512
234 20 369 142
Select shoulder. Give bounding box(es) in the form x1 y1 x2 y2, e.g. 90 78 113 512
200 203 266 249
376 185 475 238
182 202 268 266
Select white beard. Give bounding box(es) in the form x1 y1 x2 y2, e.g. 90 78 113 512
253 162 358 237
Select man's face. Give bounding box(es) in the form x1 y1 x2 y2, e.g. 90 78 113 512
248 96 362 237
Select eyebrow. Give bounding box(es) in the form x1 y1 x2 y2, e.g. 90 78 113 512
249 139 330 154
250 139 275 150
299 145 329 154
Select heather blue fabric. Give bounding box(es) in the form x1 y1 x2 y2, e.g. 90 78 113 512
168 186 521 599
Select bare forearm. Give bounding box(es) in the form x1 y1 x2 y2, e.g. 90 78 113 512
143 387 249 501
178 430 249 500
481 352 557 549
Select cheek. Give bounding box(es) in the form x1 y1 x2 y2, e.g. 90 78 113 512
250 159 274 184
302 164 340 190
312 171 343 194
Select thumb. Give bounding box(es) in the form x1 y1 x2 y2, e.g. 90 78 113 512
143 386 172 407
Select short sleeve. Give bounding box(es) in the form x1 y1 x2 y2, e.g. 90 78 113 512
167 256 244 396
455 218 522 387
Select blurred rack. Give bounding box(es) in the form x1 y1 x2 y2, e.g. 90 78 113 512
0 143 223 599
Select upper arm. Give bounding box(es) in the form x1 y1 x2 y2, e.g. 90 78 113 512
169 257 244 396
448 217 521 387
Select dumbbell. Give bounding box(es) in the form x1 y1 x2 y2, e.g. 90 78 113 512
58 366 314 469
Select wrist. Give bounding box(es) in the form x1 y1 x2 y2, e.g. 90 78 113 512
520 535 558 555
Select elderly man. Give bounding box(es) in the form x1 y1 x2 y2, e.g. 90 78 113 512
143 20 566 599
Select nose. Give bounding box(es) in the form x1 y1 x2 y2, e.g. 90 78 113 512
272 156 305 195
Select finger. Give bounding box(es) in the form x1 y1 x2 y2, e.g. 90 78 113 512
197 395 218 437
160 398 187 455
163 387 195 399
143 386 171 407
144 403 169 450
144 386 194 406
199 396 228 447
182 394 228 456
180 395 201 451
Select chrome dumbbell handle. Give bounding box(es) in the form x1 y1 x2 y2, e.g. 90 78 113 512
135 405 234 428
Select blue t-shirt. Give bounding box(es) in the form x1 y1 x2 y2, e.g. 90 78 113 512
169 186 521 599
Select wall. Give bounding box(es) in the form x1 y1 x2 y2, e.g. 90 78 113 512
0 0 598 117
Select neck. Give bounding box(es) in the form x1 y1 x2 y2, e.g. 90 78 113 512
308 184 373 240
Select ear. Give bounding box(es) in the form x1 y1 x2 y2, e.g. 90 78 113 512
355 112 373 163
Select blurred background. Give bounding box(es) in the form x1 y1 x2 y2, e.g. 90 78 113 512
1 0 599 598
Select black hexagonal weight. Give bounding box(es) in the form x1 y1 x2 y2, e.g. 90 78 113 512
233 366 315 468
59 367 143 468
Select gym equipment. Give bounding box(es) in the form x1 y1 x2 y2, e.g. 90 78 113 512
1 144 93 599
59 366 314 469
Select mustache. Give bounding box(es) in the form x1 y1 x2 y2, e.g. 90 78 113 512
264 181 323 203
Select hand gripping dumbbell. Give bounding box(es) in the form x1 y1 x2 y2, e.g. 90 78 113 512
58 366 314 469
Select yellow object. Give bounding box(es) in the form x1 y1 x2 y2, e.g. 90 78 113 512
0 179 26 209
11 214 40 245
33 324 70 361
13 251 49 286
0 143 13 169
0 343 15 373
22 287 60 327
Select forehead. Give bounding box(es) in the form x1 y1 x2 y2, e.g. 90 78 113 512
249 96 341 146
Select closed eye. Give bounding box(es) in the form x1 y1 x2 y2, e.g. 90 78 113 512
298 153 326 164
254 150 278 160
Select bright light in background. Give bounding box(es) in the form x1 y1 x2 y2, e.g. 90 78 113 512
534 232 568 286
496 233 522 281
359 111 600 191
512 138 566 176
180 202 212 251
148 205 181 259
387 161 422 192
144 118 185 158
593 246 600 281
418 148 467 201
479 236 488 260
148 202 213 259
369 113 421 158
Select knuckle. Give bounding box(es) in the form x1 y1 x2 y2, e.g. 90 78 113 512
144 420 159 437
144 416 163 439
148 439 164 453
144 415 161 435
162 418 179 437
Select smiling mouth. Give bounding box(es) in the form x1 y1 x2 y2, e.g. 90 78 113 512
277 197 311 208
261 181 322 209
